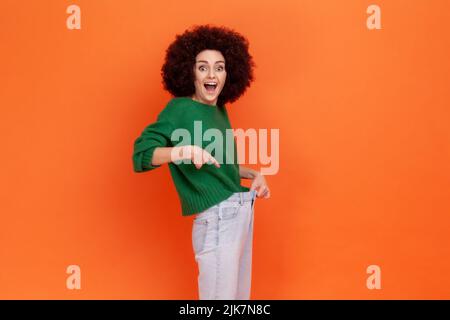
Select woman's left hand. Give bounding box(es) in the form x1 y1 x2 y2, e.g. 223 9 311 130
250 173 271 199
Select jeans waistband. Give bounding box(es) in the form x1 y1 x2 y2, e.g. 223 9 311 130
225 190 257 205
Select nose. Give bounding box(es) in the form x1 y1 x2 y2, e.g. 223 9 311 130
208 68 216 79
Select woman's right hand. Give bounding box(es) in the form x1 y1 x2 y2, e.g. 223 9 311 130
172 145 221 169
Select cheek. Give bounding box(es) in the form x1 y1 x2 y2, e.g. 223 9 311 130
193 71 202 84
195 78 203 88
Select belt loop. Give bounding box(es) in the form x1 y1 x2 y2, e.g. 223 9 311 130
239 192 243 205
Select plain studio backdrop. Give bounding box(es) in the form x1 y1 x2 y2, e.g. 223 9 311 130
0 0 449 299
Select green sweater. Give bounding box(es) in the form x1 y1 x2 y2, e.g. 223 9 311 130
132 97 249 216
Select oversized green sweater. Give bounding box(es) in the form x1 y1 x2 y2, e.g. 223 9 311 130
132 97 249 216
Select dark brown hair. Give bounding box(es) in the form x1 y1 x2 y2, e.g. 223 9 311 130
161 24 256 106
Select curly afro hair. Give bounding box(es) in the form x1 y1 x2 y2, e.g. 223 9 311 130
161 24 256 107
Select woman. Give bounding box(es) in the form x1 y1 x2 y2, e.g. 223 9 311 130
132 24 270 300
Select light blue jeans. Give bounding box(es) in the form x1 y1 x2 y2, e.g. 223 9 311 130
192 190 257 300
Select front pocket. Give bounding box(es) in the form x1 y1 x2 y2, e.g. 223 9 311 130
193 215 209 225
220 205 241 220
192 219 209 254
193 207 219 225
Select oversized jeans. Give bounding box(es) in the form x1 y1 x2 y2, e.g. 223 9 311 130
192 190 257 300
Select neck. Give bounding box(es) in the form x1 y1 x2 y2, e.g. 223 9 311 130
191 94 217 107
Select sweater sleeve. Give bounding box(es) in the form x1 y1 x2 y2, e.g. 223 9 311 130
132 113 174 173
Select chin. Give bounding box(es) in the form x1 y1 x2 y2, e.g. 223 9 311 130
202 93 218 102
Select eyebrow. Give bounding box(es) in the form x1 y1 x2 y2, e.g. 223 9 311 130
196 60 225 64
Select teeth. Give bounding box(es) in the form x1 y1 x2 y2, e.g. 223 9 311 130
205 82 217 85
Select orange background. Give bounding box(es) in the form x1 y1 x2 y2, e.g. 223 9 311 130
1 0 449 299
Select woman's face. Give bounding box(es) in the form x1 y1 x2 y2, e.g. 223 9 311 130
191 49 227 106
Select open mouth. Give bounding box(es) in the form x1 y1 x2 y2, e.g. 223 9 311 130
204 82 217 94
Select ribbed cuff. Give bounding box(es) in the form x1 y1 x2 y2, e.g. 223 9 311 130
142 148 162 170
